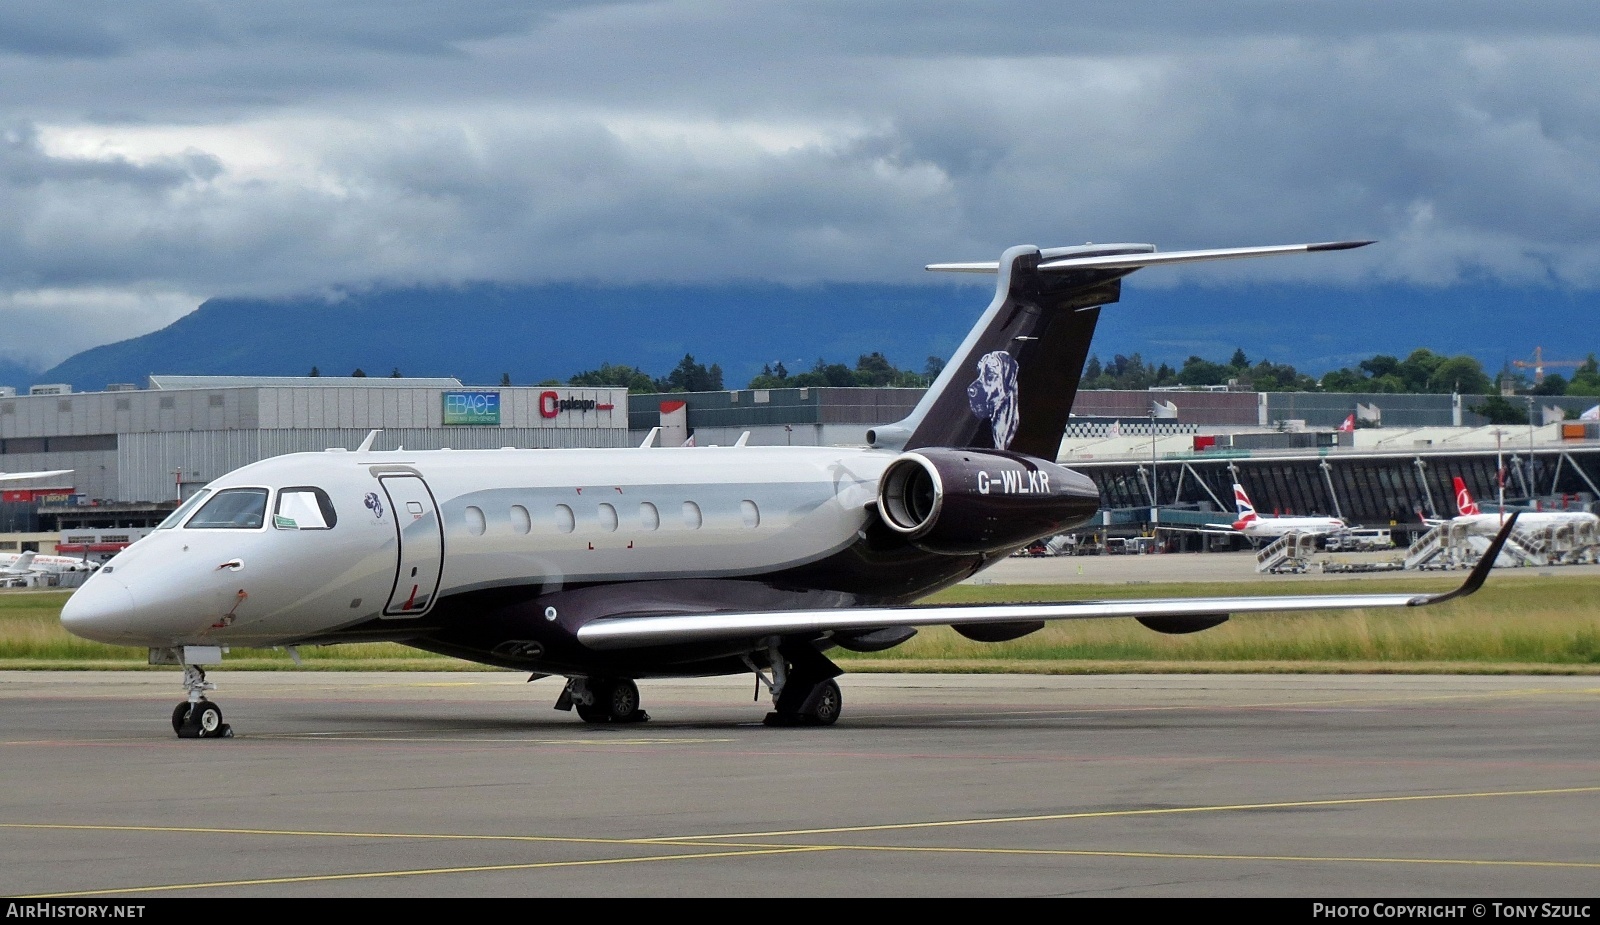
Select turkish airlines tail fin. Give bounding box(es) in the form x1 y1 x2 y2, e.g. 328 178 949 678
1452 477 1481 516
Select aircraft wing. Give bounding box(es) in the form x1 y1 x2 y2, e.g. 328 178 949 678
0 469 73 483
579 514 1513 651
1198 523 1241 534
927 240 1373 273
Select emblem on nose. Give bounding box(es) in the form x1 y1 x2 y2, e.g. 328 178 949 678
364 492 384 518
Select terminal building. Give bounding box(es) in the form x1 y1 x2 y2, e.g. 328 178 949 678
628 385 1600 552
1 375 1596 563
0 376 627 556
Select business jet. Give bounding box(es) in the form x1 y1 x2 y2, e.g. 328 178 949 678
59 239 1518 739
1201 483 1346 539
0 551 97 588
0 551 96 574
1443 477 1597 533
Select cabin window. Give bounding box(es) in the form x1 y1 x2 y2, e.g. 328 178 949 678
186 488 269 530
464 505 486 536
598 503 618 532
682 501 702 529
274 487 338 530
555 504 575 533
157 490 212 529
741 500 760 529
510 504 531 535
639 502 659 530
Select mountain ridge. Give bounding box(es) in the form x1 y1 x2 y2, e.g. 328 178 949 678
15 279 1595 393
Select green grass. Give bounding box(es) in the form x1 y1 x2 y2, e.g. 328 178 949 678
5 573 1597 673
837 574 1600 669
0 591 475 670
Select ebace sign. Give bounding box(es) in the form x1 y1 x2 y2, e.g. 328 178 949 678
442 390 501 425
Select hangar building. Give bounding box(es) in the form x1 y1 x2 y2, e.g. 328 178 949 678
0 376 628 547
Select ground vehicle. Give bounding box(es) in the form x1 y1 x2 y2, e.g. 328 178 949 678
1326 529 1396 552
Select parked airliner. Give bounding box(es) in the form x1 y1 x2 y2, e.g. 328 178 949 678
1201 483 1346 539
1444 477 1597 534
59 239 1516 738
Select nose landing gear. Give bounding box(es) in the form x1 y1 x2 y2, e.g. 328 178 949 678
170 663 233 739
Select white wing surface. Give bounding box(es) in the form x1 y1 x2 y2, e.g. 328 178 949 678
0 469 73 483
579 515 1513 650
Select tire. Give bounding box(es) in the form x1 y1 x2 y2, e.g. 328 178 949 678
801 679 841 727
192 702 224 738
574 702 609 724
604 678 640 722
171 702 191 735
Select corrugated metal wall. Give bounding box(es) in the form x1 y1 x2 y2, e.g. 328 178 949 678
118 427 629 502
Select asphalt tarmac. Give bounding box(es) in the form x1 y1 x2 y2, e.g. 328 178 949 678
2 670 1597 898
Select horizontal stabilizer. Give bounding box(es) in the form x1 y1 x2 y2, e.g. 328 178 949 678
927 240 1374 274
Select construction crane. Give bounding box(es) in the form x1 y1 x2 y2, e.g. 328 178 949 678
1511 346 1584 385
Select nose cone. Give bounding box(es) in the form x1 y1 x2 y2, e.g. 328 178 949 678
60 575 138 643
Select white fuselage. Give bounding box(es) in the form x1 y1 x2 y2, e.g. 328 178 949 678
62 445 896 649
1236 516 1345 538
1452 511 1599 535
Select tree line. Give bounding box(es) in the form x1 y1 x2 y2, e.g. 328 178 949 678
1082 349 1600 397
308 348 1600 399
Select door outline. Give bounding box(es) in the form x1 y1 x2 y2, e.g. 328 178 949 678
379 474 444 618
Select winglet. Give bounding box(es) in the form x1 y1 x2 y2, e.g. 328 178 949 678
639 427 660 448
1408 512 1517 607
357 429 382 452
734 431 751 447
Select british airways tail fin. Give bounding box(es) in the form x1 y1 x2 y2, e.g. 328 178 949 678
1232 483 1259 523
1453 476 1481 515
867 240 1373 460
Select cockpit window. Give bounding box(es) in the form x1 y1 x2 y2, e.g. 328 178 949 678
185 488 269 530
156 490 211 529
274 487 337 530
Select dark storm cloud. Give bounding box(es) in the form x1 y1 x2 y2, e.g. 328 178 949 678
0 1 1597 364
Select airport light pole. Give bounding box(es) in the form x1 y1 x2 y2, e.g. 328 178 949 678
1526 395 1537 503
1150 408 1157 508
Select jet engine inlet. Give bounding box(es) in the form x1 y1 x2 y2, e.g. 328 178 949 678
880 454 942 537
876 448 1100 555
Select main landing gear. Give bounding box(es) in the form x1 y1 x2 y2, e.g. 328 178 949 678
556 676 650 724
171 664 233 739
752 641 844 727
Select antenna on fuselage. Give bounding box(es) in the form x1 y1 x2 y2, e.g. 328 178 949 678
357 430 382 452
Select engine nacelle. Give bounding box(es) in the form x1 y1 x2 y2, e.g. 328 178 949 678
877 448 1100 555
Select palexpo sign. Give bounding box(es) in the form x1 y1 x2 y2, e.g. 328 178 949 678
441 390 615 425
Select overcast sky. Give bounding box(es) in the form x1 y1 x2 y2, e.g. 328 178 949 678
3 1 1598 369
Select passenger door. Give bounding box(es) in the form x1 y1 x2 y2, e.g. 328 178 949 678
379 475 443 618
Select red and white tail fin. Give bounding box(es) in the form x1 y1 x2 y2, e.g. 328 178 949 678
1338 414 1354 433
1232 483 1259 528
1452 477 1481 516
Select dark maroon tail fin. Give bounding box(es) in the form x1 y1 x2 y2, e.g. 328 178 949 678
868 244 1131 459
867 239 1374 460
